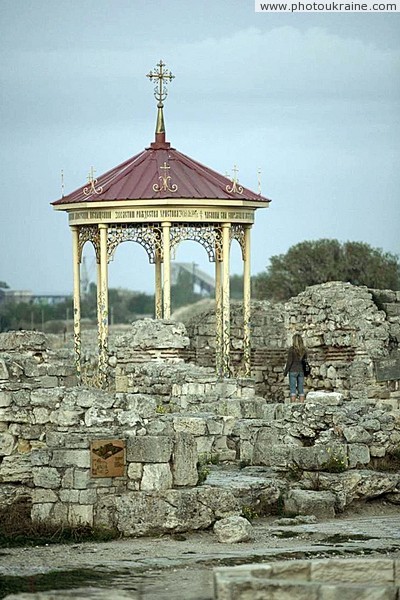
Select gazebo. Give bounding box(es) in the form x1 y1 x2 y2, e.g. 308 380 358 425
52 61 270 382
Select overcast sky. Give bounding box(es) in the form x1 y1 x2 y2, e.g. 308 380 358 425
0 0 399 294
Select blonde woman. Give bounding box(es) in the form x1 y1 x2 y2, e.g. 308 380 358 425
284 333 308 402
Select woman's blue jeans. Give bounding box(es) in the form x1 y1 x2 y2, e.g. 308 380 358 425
289 371 304 396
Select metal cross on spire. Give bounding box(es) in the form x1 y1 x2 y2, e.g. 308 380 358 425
147 60 175 137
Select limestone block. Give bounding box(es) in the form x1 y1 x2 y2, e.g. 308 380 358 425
126 435 173 463
116 410 142 427
115 486 239 536
68 503 94 526
172 433 198 487
370 445 387 458
343 426 372 443
31 502 53 523
0 391 11 407
115 375 128 393
284 489 336 519
37 375 58 388
79 489 97 504
50 449 90 468
60 489 80 502
33 466 61 489
347 444 370 468
32 488 58 503
0 408 32 424
319 583 397 599
222 416 236 436
127 462 143 481
0 359 9 380
32 407 50 425
50 409 82 427
294 445 348 471
141 463 173 491
85 406 115 427
253 443 292 468
214 516 254 543
125 394 157 417
0 454 32 483
31 449 50 466
0 432 15 456
310 558 395 584
74 469 91 490
196 436 214 455
76 389 115 409
300 470 399 505
173 416 207 435
207 419 224 435
306 392 344 405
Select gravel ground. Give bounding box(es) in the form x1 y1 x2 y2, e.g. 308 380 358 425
1 504 400 600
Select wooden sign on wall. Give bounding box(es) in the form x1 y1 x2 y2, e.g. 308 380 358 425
90 439 126 478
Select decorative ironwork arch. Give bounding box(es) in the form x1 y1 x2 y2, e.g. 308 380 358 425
78 226 100 263
170 223 223 262
107 224 163 264
230 224 246 260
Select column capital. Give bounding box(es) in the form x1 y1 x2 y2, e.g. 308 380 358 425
98 223 108 230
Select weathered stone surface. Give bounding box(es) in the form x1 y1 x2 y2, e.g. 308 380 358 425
68 503 94 526
115 319 189 349
50 450 90 469
0 330 47 351
126 435 173 463
294 445 348 471
306 392 344 405
300 470 400 508
141 463 173 491
171 433 198 487
310 558 395 583
114 486 239 536
343 426 372 444
284 489 336 518
0 454 32 483
0 358 9 380
0 432 15 456
33 467 61 489
213 515 254 543
347 443 370 468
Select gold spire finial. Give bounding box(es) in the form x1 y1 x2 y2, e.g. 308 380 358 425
146 60 175 135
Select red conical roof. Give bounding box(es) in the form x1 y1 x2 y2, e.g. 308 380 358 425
52 137 270 206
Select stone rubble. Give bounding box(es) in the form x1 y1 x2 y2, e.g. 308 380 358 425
0 282 399 538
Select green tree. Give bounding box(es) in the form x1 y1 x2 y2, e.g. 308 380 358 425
253 239 400 301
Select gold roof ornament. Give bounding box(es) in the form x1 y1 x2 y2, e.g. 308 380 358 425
226 165 243 195
152 161 178 193
146 60 175 135
83 166 103 196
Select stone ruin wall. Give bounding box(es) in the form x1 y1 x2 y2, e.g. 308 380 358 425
1 282 400 537
185 282 400 404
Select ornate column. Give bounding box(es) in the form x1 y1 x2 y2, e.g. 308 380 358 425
71 226 81 382
98 224 109 381
221 223 231 377
243 225 252 376
162 221 171 319
155 249 163 319
215 257 223 376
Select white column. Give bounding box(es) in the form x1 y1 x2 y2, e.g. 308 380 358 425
71 226 81 382
155 250 163 319
221 223 231 377
162 222 171 319
243 225 252 376
98 224 109 381
215 257 223 376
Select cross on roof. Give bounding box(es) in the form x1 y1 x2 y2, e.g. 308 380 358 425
147 60 175 108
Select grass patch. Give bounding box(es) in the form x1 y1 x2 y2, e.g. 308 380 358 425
0 499 119 548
